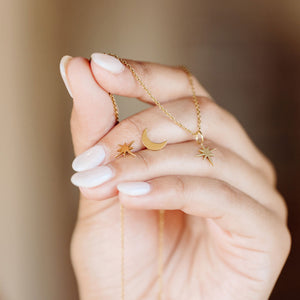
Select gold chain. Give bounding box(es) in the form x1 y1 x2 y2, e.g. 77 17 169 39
120 203 125 300
109 93 119 123
108 54 204 145
108 93 125 299
158 209 165 300
107 54 210 300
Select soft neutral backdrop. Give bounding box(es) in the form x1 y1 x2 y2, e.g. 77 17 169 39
1 0 299 299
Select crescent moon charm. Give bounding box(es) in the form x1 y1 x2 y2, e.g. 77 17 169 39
142 128 167 151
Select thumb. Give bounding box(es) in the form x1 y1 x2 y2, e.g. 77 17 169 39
60 56 117 155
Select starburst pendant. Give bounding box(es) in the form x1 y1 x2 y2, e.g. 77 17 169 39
115 141 136 158
196 145 216 166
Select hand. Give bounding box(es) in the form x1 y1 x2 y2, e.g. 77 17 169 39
61 54 291 300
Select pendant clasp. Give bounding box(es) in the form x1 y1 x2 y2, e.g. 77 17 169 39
194 132 204 145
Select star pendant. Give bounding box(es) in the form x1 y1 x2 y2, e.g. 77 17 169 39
115 141 136 158
196 145 216 166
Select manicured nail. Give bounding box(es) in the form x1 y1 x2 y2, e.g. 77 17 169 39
72 145 106 172
91 53 125 74
117 182 151 196
59 55 73 98
71 166 113 188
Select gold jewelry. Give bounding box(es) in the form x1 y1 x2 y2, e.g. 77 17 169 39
120 202 125 300
108 53 215 300
142 128 167 151
196 145 215 166
115 141 136 158
158 209 165 300
109 93 119 123
108 54 215 165
107 92 125 299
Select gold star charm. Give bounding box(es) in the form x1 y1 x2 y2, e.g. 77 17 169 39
196 145 216 166
115 141 136 158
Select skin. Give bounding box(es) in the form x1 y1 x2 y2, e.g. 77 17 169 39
63 56 291 300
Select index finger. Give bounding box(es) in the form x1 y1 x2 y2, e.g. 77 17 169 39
90 52 210 103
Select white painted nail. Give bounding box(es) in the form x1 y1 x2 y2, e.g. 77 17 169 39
91 53 125 74
59 55 73 98
72 145 106 172
117 182 151 196
71 166 113 188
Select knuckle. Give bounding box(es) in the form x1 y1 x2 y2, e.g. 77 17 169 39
199 96 218 112
274 192 289 223
199 98 229 128
201 97 236 126
263 159 277 186
283 226 292 256
252 154 277 187
126 116 143 134
135 61 152 79
207 101 236 126
135 151 154 172
199 100 277 187
79 187 101 201
173 176 191 211
190 74 201 89
110 158 124 174
118 116 143 136
174 176 186 198
269 216 291 259
216 180 237 203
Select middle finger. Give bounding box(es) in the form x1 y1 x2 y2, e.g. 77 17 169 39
72 97 274 184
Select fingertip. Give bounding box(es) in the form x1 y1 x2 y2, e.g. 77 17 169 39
117 181 151 196
72 144 106 172
117 181 158 210
91 52 125 74
67 56 89 74
67 57 92 100
59 55 73 98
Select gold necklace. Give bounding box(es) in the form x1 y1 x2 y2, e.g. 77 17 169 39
111 54 215 164
108 93 126 299
108 54 215 300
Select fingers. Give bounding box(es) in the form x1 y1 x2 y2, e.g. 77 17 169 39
72 97 275 184
90 52 210 103
71 140 286 220
60 56 117 155
117 176 289 242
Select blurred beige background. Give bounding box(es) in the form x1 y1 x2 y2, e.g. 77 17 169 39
1 0 299 299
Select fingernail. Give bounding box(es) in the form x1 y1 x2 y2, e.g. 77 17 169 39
72 145 106 172
91 53 125 74
117 182 151 196
59 55 73 98
71 166 113 188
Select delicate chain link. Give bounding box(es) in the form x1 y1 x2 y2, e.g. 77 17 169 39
107 91 124 299
109 93 119 123
158 209 165 300
108 89 124 300
107 54 203 300
120 203 125 300
108 54 203 141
